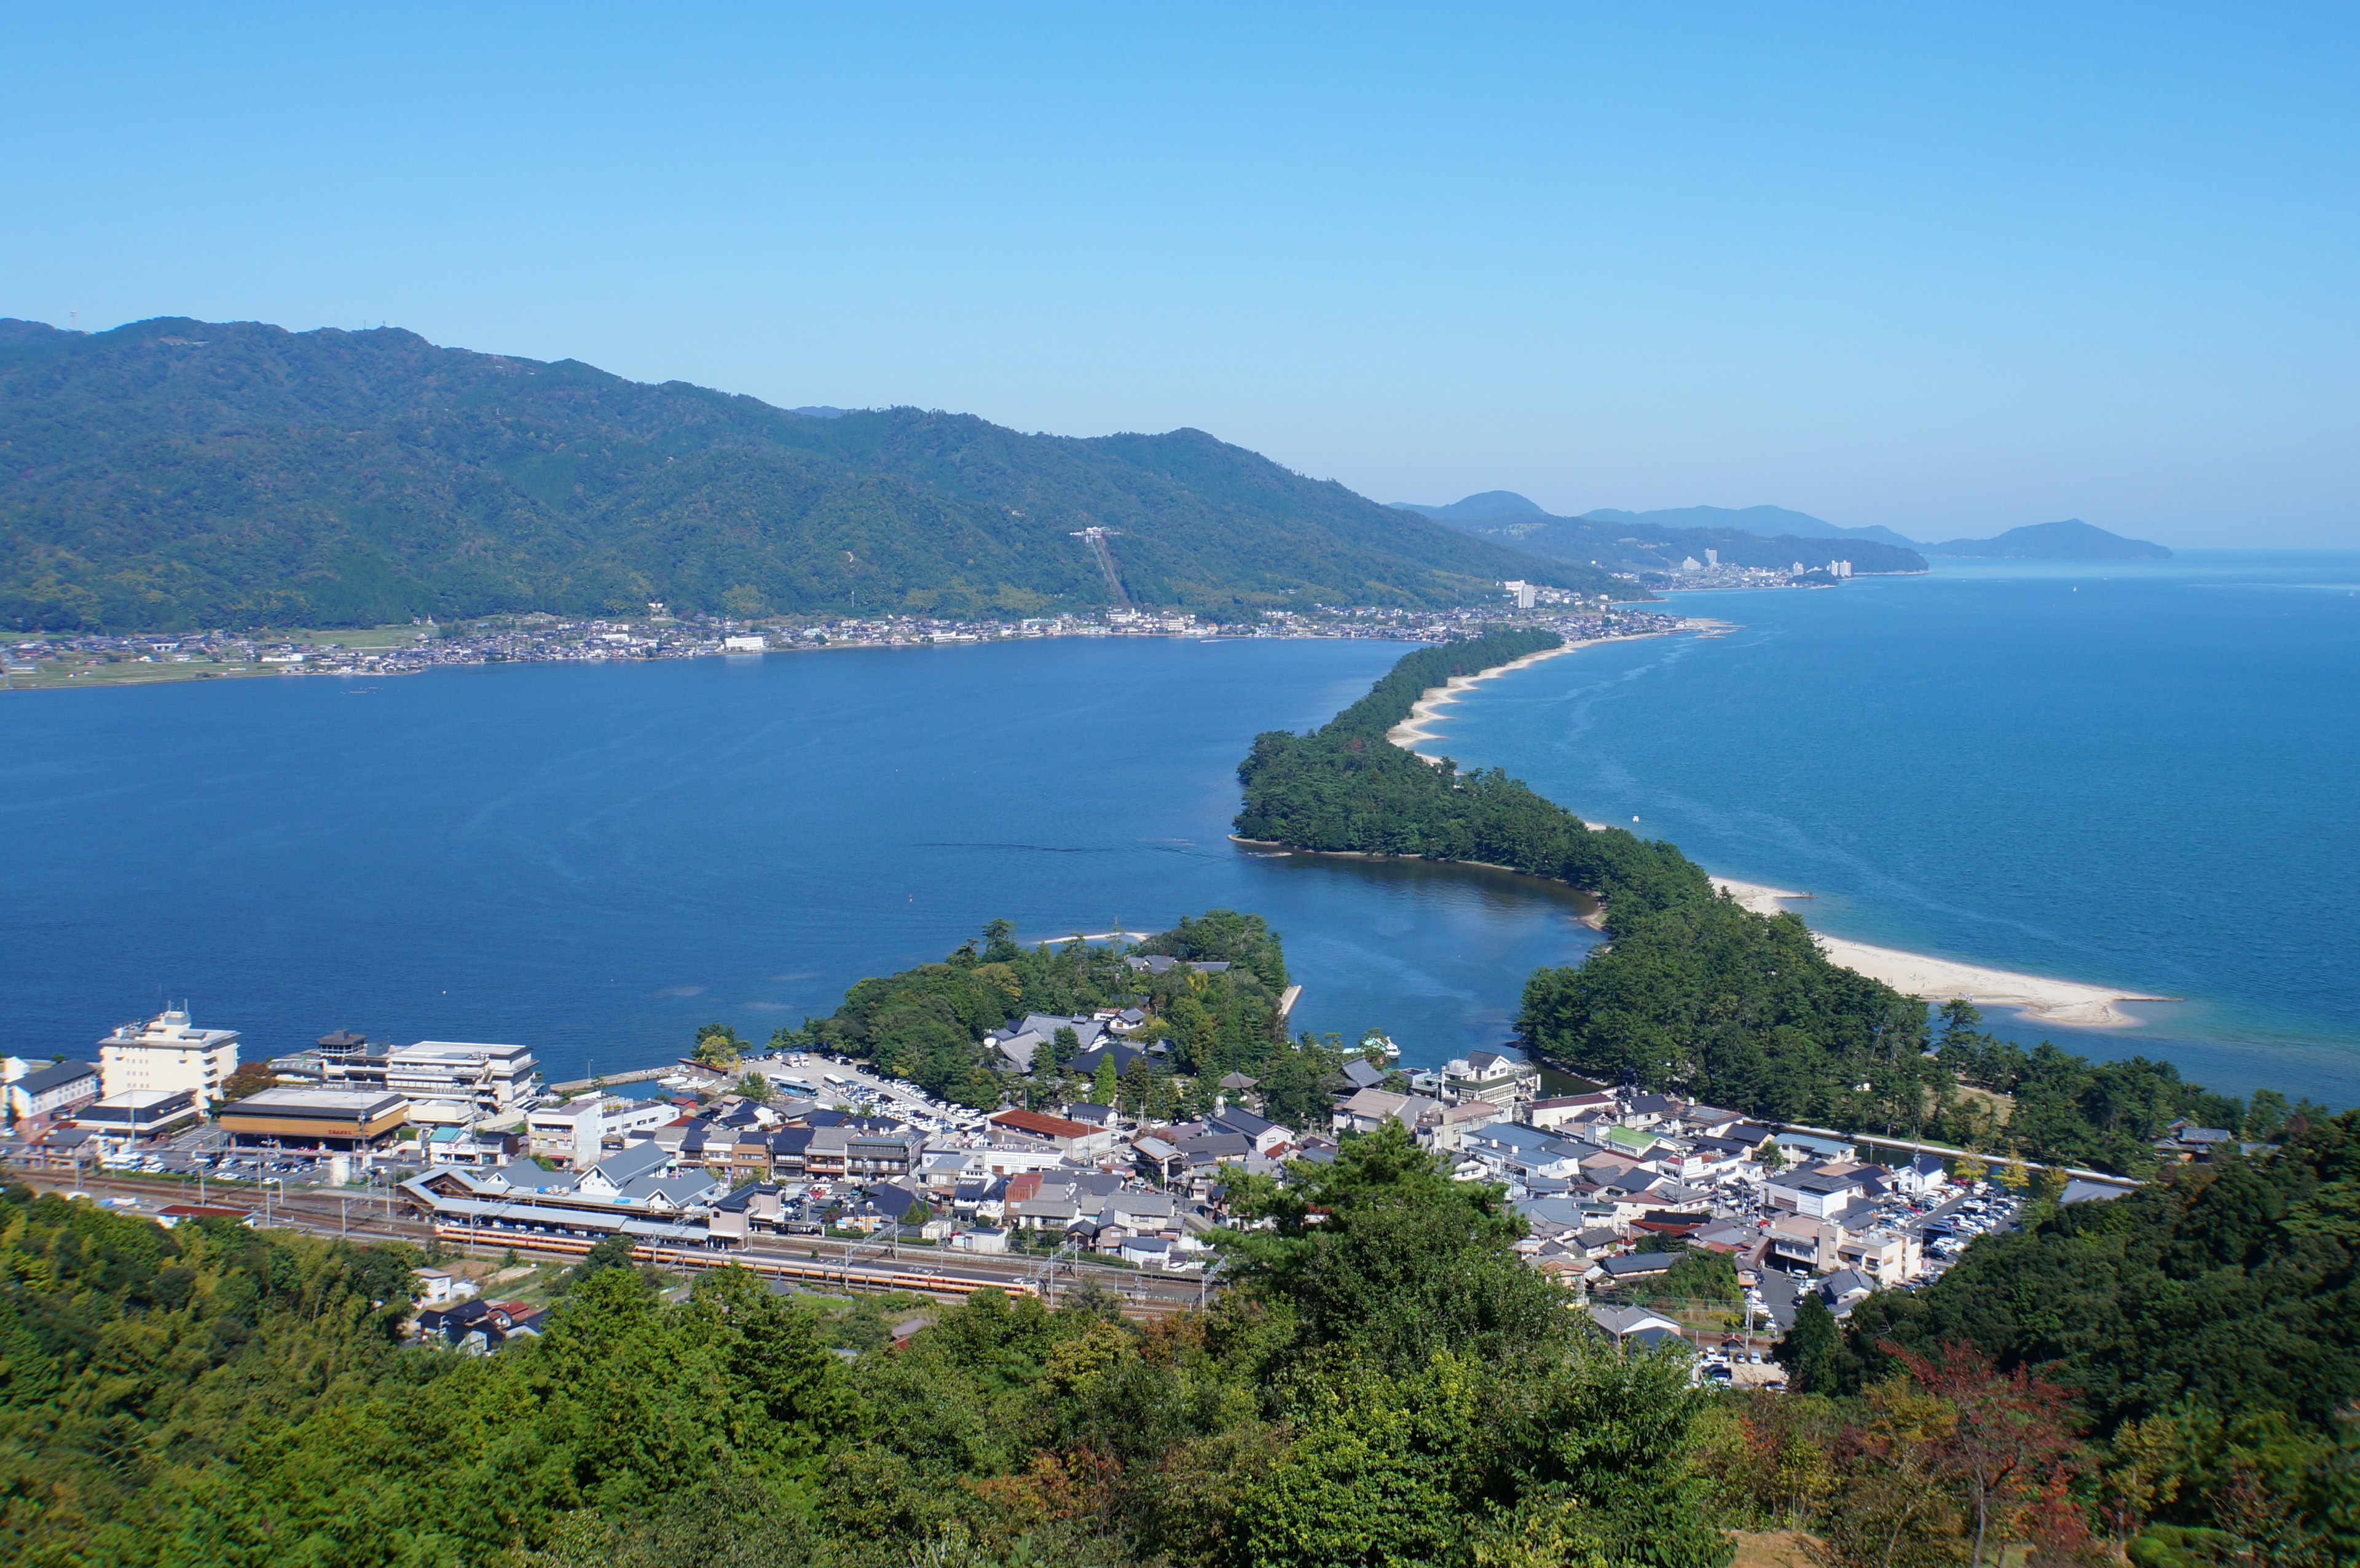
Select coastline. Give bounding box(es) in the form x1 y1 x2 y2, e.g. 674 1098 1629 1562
1384 630 1701 758
1707 876 2167 1029
1379 637 2169 1030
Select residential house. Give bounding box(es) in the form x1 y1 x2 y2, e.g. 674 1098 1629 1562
1522 1092 1618 1130
1439 1050 1541 1107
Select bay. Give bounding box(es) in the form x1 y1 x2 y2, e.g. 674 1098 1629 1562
0 639 1601 1083
1433 552 2360 1108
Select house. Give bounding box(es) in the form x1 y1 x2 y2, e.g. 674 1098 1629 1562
1422 1100 1505 1151
1439 1051 1541 1107
1206 1106 1292 1156
1764 1165 1873 1220
577 1140 674 1196
2059 1178 2128 1206
1818 1268 1877 1316
4 1060 101 1127
2154 1122 2236 1161
1595 1251 1678 1285
1338 1058 1388 1092
1893 1153 1949 1196
1461 1123 1586 1179
1131 1134 1185 1186
1071 1042 1155 1080
1833 1227 1921 1288
1334 1088 1444 1135
1766 1215 1839 1274
1522 1092 1616 1129
1120 1234 1174 1268
1589 1304 1685 1346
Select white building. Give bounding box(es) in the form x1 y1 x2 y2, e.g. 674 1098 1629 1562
527 1092 674 1166
97 1008 240 1106
385 1040 543 1125
1503 579 1538 610
722 634 768 652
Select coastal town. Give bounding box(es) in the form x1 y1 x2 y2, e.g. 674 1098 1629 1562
5 999 2185 1378
2 592 1689 689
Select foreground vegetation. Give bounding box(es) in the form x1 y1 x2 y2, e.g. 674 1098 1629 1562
1236 633 2318 1179
11 1111 2353 1566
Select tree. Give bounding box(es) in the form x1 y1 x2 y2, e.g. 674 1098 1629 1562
691 1023 744 1070
1092 1055 1118 1108
1998 1150 2031 1191
1219 1121 1570 1372
1779 1293 1844 1394
734 1071 773 1103
1887 1339 2085 1568
1953 1152 1988 1185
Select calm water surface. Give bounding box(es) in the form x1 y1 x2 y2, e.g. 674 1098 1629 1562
1434 553 2360 1107
0 640 1600 1081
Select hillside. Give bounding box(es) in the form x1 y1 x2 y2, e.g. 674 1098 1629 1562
1395 492 1926 577
0 317 1599 631
1923 517 2172 559
1576 503 1924 552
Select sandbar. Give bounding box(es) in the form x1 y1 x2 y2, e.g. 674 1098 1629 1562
1386 640 1585 758
1710 876 2165 1029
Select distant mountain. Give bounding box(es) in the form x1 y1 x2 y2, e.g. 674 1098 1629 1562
1922 519 2171 560
1394 493 1925 578
0 318 1605 631
1577 504 1925 553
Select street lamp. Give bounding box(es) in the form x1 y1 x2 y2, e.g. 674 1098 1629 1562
261 1177 286 1228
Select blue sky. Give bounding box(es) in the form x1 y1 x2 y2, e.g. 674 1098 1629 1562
5 6 2354 546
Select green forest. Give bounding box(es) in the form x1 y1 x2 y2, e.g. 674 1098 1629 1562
1236 633 2309 1178
748 911 1342 1129
10 1114 2353 1566
0 316 1603 632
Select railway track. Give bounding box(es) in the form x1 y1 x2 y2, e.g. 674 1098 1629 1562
17 1173 1208 1315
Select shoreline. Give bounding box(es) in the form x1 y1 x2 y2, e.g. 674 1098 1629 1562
1376 638 2171 1030
1384 630 1698 757
1706 876 2168 1029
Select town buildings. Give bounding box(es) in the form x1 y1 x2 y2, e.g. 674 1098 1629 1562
96 1007 240 1105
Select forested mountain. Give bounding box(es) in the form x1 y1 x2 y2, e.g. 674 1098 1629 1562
1923 518 2173 559
0 316 1597 631
1394 492 1927 577
1576 503 1925 552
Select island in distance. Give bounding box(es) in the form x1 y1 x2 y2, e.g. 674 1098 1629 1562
1398 491 2171 568
0 316 1608 633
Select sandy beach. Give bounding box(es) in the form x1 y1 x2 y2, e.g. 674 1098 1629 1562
1386 640 1584 758
1381 641 2164 1029
1709 876 2164 1028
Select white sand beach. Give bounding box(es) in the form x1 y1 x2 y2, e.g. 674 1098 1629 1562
1385 641 1582 757
1381 644 2165 1029
1710 877 2164 1028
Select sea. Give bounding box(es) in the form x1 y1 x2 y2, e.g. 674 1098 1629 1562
3 550 2354 1107
1436 552 2360 1107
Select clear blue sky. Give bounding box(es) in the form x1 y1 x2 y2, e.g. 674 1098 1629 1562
6 6 2354 546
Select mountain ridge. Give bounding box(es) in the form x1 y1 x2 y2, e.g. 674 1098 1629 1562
1393 493 1927 577
0 316 1603 631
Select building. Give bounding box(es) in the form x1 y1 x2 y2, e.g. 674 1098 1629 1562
1439 1051 1543 1107
6 1059 101 1126
218 1088 411 1152
988 1108 1114 1158
385 1041 544 1124
76 1088 204 1147
96 1008 240 1106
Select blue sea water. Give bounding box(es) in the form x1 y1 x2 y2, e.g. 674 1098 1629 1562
4 554 2353 1108
1433 553 2360 1107
0 640 1602 1083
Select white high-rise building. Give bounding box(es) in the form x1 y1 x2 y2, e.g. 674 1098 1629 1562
1705 548 1719 568
97 1007 241 1106
1503 579 1538 609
